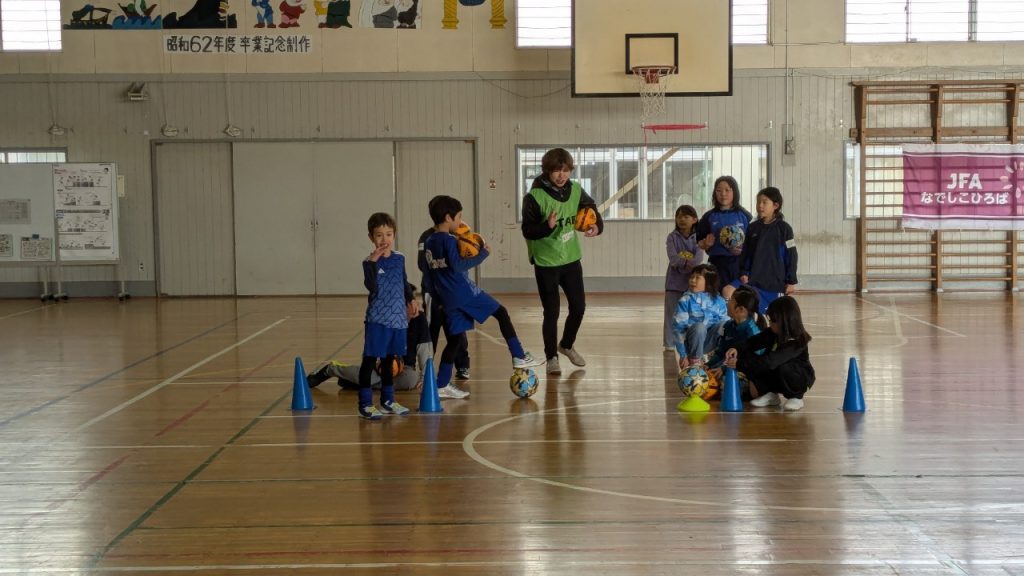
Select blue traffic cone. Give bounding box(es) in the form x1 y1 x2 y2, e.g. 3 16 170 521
842 357 866 412
291 357 315 411
418 358 443 413
720 367 743 412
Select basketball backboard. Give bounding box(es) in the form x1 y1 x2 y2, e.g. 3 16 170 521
572 0 732 98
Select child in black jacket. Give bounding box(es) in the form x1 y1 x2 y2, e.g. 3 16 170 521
724 296 814 411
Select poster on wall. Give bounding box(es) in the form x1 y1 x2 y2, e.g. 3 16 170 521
53 164 120 262
902 144 1024 231
20 236 53 261
0 233 12 258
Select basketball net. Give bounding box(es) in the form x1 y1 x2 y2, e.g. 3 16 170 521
632 65 676 121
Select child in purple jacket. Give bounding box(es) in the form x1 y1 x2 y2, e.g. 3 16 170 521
664 205 705 351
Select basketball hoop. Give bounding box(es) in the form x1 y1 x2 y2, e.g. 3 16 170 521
631 65 676 120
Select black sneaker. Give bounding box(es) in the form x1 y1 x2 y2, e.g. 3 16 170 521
306 364 331 388
455 368 471 380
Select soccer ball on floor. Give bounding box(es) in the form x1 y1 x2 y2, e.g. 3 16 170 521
677 365 711 398
509 368 539 398
719 224 746 250
707 367 751 400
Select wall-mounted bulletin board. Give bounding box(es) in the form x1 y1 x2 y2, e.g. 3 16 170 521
0 162 119 265
0 164 57 264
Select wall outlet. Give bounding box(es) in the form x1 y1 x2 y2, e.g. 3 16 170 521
139 261 145 271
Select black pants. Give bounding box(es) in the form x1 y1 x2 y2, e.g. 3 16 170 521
533 260 586 360
708 254 741 290
428 296 469 370
746 360 815 400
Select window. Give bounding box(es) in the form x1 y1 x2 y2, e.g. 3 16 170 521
516 0 769 48
732 0 769 44
844 141 861 218
1 0 62 51
977 0 1024 41
0 149 67 163
516 0 572 48
516 144 768 221
847 0 1024 42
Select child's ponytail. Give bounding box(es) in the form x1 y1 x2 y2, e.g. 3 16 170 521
732 286 767 330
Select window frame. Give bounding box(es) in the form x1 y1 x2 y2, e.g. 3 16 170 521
846 0 1024 43
515 142 771 223
0 0 63 52
516 0 770 49
0 148 68 163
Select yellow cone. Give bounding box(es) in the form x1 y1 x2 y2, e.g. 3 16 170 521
677 395 710 412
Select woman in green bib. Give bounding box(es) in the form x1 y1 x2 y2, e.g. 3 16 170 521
521 148 604 375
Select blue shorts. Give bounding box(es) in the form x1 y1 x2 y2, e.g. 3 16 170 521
728 280 783 315
445 292 500 336
363 322 407 358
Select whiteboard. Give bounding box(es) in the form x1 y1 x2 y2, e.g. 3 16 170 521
0 164 56 263
53 163 119 262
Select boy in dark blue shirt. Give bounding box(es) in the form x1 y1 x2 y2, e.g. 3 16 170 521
424 195 543 398
358 212 420 420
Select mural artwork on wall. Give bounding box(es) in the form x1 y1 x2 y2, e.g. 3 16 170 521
64 0 512 31
442 0 505 30
359 0 419 29
66 0 238 28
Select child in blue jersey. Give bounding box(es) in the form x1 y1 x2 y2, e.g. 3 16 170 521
357 212 421 420
418 215 470 380
725 186 798 313
696 176 753 291
663 204 704 352
672 264 728 370
706 286 765 369
424 195 543 399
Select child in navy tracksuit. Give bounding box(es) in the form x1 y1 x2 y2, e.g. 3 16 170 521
696 175 753 290
729 186 798 313
424 195 543 399
357 212 420 420
663 204 705 351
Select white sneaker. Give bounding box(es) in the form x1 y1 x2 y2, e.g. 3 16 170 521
663 346 675 353
512 351 544 369
750 392 781 407
783 397 805 411
546 356 561 375
437 383 470 399
557 346 586 367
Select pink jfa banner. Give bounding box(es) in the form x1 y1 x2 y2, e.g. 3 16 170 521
902 143 1024 231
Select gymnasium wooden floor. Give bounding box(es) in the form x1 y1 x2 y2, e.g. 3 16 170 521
1 292 1022 575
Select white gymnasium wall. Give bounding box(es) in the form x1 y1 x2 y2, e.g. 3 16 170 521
0 0 1022 295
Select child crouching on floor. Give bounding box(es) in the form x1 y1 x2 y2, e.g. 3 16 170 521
724 295 814 411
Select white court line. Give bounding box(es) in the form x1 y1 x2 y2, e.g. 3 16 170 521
0 305 46 321
71 318 288 433
4 558 1016 573
857 296 966 337
462 396 1024 515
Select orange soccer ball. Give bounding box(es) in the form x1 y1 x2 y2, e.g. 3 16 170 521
575 206 598 232
455 223 485 258
374 357 405 377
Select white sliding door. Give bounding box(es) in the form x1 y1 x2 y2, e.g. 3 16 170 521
313 141 396 295
154 142 235 296
395 140 476 287
233 143 316 295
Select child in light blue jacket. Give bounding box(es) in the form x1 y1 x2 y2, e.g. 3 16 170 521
673 263 727 369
